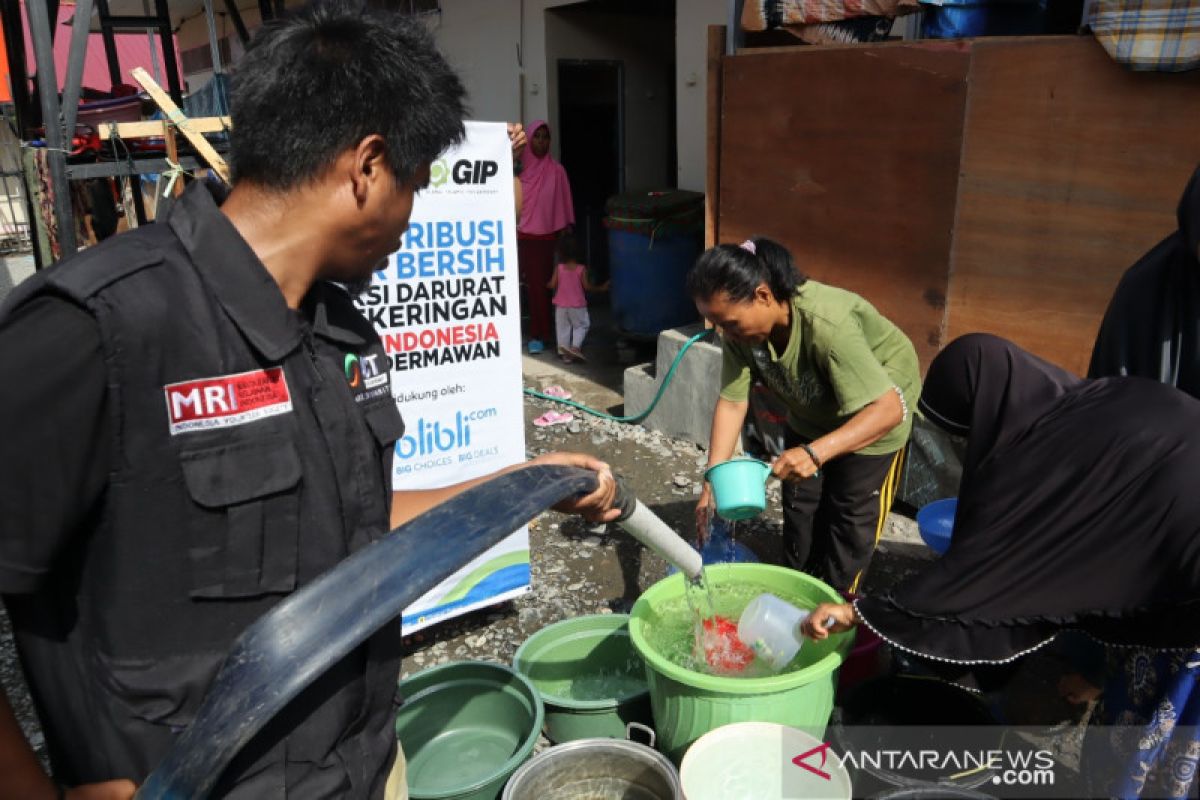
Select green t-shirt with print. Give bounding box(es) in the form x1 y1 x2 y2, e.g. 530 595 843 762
720 281 921 456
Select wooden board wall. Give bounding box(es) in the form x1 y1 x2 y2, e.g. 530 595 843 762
718 42 971 369
946 37 1200 375
716 36 1200 375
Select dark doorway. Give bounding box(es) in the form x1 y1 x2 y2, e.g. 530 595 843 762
557 59 622 281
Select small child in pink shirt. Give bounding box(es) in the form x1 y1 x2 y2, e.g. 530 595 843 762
547 234 608 363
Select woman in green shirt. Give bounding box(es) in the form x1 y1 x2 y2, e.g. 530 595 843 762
689 237 921 593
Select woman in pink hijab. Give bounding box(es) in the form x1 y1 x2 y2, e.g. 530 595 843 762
518 120 575 354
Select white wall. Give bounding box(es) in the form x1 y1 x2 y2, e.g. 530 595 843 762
544 6 673 190
433 0 725 191
178 1 730 191
429 0 571 140
675 0 728 191
432 2 524 124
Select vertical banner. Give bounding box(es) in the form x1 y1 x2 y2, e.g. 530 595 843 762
358 121 528 634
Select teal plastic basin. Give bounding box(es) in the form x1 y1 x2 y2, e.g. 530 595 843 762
395 661 544 800
704 458 771 520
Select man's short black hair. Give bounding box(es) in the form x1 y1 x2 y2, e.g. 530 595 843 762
229 0 467 190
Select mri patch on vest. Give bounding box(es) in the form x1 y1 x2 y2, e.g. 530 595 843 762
164 367 293 435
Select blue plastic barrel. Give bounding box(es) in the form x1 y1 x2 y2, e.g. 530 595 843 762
606 228 701 337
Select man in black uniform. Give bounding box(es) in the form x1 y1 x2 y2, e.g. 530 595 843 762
0 3 616 798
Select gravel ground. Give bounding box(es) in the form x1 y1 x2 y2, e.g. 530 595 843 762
1 394 1086 779
0 602 43 762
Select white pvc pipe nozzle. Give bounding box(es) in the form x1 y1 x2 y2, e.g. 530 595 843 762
617 500 704 581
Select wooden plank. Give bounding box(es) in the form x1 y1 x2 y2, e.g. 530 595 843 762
705 25 724 250
946 37 1200 375
718 43 971 369
99 117 231 140
131 67 231 183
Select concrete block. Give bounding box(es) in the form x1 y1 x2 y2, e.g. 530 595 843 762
623 324 723 447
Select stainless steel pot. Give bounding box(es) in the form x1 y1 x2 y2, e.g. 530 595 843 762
502 722 681 800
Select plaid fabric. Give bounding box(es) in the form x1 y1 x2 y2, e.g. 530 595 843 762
741 0 919 29
1088 0 1200 72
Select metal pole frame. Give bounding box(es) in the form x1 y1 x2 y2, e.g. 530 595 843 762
48 0 61 42
62 0 96 134
726 0 744 54
95 0 125 89
154 0 185 105
223 0 250 45
0 0 34 134
143 0 164 85
26 0 77 258
203 0 223 75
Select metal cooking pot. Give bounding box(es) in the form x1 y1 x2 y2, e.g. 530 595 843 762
502 722 681 800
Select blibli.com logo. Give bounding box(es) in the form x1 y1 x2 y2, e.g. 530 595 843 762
396 408 498 460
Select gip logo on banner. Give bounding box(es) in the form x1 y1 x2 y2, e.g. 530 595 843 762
429 158 450 188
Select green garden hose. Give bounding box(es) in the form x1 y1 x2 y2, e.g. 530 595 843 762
523 329 712 423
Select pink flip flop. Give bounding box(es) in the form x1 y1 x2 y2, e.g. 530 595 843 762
533 410 574 428
543 385 572 400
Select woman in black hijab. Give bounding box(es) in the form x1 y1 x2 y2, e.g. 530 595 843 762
806 333 1200 799
1090 167 1200 397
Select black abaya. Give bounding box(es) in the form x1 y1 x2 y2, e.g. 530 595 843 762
857 334 1200 665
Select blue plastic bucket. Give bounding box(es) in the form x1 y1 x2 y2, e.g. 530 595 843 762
704 459 771 521
916 498 957 555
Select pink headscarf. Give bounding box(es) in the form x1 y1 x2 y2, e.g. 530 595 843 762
518 120 575 235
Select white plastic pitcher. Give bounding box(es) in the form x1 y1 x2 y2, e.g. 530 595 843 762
737 593 810 672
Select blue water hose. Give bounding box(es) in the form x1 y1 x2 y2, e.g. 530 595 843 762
523 329 712 424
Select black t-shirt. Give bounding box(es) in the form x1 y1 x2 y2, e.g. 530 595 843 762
0 295 109 589
0 183 406 796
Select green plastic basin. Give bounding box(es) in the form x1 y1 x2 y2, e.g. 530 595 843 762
629 563 853 762
512 614 652 743
395 661 544 800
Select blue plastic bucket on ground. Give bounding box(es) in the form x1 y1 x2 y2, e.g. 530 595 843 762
704 459 772 521
916 498 957 555
666 520 759 576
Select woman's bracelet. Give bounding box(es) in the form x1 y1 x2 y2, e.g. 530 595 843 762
798 442 822 475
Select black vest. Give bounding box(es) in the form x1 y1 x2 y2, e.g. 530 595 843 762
2 185 405 797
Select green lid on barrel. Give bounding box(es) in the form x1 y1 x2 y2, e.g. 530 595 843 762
604 190 703 237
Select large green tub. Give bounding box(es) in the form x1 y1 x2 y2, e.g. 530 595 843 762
395 661 544 800
628 563 853 762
